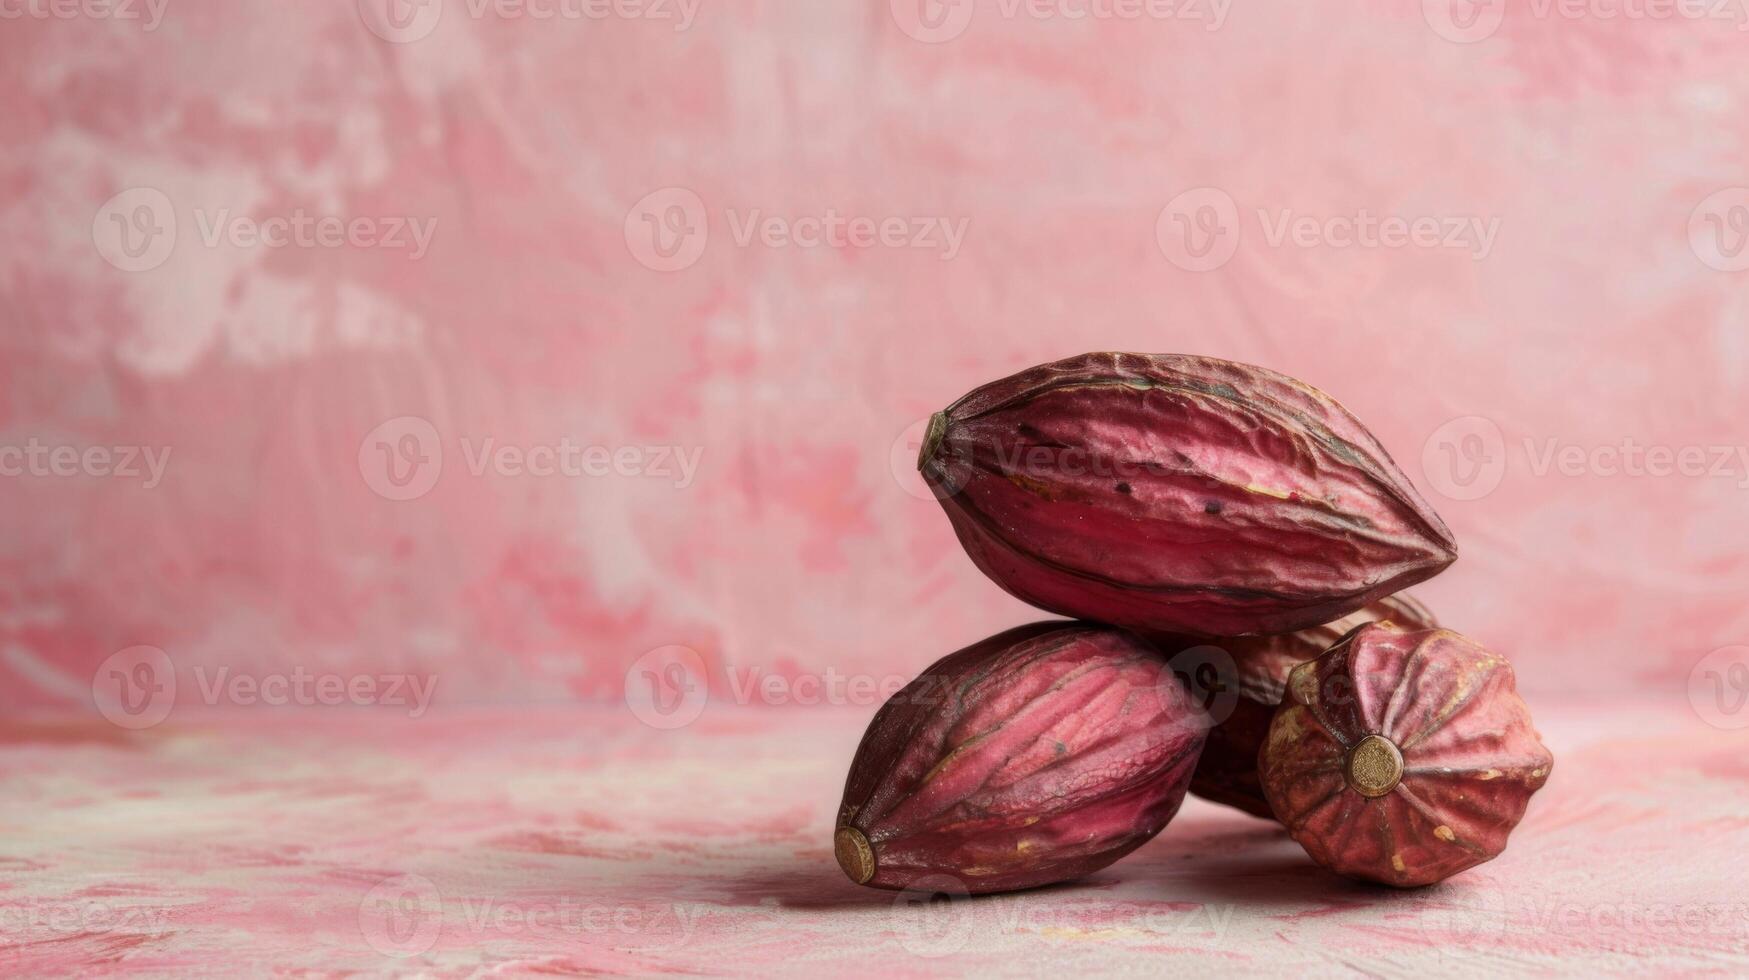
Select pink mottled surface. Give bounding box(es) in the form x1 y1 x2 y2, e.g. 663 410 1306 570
1 701 1746 976
4 0 1748 974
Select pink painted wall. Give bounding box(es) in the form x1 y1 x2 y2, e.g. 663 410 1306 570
4 0 1746 712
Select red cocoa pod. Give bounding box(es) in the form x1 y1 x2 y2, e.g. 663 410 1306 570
1177 593 1438 819
1259 623 1553 887
918 353 1457 637
834 622 1206 894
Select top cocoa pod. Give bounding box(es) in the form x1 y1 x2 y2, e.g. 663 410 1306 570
918 353 1457 637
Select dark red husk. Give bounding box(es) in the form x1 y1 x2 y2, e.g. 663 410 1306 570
1165 593 1438 819
835 622 1207 894
919 353 1457 637
1260 623 1553 887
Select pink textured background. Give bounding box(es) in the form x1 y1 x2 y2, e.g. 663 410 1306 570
7 1 1746 710
4 2 1749 975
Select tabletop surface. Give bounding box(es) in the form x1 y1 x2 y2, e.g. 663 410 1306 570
1 699 1743 977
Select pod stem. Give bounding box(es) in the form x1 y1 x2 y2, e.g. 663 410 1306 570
834 827 876 885
917 412 947 472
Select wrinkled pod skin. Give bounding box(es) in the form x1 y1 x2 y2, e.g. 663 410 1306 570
834 623 1207 895
1152 593 1439 820
918 353 1457 638
1260 623 1553 887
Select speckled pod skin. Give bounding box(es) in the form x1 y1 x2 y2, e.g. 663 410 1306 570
834 622 1207 895
1260 623 1553 887
1178 594 1438 820
918 353 1457 638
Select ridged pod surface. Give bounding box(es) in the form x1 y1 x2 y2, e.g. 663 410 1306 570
834 623 1206 894
1177 593 1438 819
918 353 1457 637
1260 623 1553 887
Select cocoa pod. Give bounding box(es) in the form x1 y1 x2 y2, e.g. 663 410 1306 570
1259 623 1552 887
1178 593 1438 819
834 622 1206 894
918 353 1457 637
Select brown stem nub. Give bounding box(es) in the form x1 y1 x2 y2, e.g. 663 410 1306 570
917 412 947 472
834 827 876 885
1345 734 1404 798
